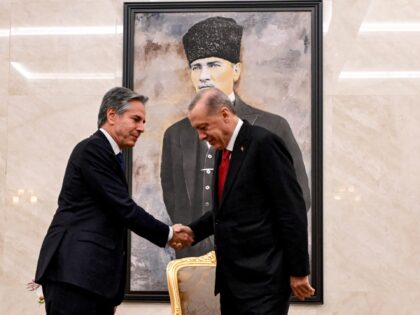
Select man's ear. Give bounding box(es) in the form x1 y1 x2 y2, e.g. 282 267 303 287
232 62 242 82
221 106 232 122
106 108 117 125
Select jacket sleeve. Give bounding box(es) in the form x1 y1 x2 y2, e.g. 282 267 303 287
271 116 311 211
259 133 310 276
79 141 170 248
188 210 214 245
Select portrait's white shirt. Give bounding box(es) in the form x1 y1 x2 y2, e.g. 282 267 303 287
228 92 235 103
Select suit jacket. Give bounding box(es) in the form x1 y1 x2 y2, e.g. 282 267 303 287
35 130 169 303
189 121 310 302
161 95 310 257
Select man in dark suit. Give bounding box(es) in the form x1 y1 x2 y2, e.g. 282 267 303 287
161 17 310 258
34 87 193 315
186 87 314 314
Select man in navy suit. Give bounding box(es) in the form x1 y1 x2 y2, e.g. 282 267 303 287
34 87 193 315
161 17 310 258
187 87 314 314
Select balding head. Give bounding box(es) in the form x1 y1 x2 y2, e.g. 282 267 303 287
188 87 236 116
187 88 238 150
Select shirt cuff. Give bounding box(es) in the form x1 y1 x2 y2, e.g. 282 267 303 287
167 226 173 242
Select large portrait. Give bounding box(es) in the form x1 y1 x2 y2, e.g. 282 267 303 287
123 0 323 303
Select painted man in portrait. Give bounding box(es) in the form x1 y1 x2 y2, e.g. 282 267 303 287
161 16 310 258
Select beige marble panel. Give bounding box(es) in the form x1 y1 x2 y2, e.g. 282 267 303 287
323 0 372 96
333 29 420 95
9 0 121 96
0 286 45 315
0 96 7 295
0 59 9 96
6 94 98 193
0 1 10 96
363 0 420 21
0 0 8 285
324 0 420 96
344 34 420 71
310 94 420 314
2 94 100 286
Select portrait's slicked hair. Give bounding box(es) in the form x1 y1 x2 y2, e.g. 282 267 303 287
97 87 148 128
188 87 236 115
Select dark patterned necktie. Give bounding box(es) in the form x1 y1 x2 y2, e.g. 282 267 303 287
218 149 231 202
116 152 124 171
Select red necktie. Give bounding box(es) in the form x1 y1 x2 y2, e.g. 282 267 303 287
218 149 231 202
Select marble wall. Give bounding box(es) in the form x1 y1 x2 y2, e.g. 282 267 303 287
1 0 419 314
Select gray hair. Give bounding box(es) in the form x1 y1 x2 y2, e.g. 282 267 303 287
97 87 148 128
188 88 236 115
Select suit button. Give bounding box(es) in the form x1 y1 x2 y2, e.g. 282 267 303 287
215 220 220 224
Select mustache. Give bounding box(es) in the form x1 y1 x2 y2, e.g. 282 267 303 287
198 84 215 89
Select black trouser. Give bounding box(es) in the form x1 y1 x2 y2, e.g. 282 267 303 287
42 281 114 315
219 285 290 315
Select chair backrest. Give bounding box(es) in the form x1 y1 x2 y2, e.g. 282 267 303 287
166 251 220 315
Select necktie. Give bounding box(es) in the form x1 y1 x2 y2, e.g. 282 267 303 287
116 152 125 171
218 149 231 202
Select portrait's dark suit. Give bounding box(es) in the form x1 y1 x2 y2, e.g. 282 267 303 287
35 130 169 306
161 95 310 258
189 121 310 314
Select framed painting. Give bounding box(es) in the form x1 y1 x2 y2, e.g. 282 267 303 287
123 0 323 304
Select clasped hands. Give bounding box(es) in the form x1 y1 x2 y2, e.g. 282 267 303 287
169 224 194 250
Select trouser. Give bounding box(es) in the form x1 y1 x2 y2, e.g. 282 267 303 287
42 281 114 315
219 285 290 315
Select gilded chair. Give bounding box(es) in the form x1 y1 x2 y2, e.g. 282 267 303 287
166 251 220 315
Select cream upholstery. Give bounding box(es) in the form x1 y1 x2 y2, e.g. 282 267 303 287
166 251 220 315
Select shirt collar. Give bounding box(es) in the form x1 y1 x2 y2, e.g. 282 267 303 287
99 128 121 155
228 92 235 103
226 118 243 152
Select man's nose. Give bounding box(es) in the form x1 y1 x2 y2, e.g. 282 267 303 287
136 122 145 133
198 132 207 140
199 67 210 81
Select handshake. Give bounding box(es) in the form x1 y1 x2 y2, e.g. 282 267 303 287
169 224 195 250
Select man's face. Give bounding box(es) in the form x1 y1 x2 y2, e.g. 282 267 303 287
190 57 241 95
188 101 231 150
107 100 146 148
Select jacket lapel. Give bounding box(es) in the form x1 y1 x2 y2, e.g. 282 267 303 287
219 121 250 207
95 130 127 186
